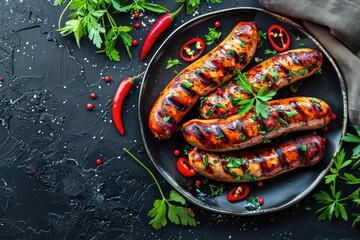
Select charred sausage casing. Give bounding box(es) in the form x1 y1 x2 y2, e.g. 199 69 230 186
149 22 259 140
182 97 335 152
199 48 323 119
188 134 326 182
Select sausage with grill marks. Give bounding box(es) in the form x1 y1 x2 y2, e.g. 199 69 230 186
188 134 326 182
148 22 259 140
182 97 336 152
199 48 323 119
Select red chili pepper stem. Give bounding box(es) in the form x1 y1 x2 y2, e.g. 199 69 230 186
140 5 183 61
112 72 145 136
168 4 183 20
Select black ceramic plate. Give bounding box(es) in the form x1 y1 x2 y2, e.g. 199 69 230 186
138 8 347 215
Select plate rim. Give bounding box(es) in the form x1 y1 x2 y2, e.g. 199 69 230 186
138 7 348 216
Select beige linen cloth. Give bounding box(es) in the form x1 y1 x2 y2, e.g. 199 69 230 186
259 0 360 125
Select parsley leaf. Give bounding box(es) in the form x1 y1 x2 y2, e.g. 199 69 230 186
341 126 360 155
124 148 196 230
258 30 267 39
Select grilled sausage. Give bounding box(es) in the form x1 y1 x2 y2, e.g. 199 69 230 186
182 97 335 152
199 48 323 119
149 22 259 140
188 134 326 182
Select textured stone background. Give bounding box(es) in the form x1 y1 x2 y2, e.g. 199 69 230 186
0 0 359 239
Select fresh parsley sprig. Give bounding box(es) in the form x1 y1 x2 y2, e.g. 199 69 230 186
314 126 360 227
175 0 223 14
55 0 168 61
236 71 277 119
124 148 197 230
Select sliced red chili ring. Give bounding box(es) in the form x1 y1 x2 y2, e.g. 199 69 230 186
180 37 205 62
227 185 250 202
176 157 196 177
267 24 291 52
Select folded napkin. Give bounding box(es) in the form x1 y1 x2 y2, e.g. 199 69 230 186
259 0 360 125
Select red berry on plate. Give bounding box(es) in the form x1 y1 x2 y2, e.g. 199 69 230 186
104 75 111 82
134 22 141 28
215 21 221 28
258 197 264 205
95 158 103 165
132 39 139 46
134 12 140 18
173 149 180 156
0 77 3 82
90 93 97 99
86 103 94 110
257 181 263 187
195 180 201 186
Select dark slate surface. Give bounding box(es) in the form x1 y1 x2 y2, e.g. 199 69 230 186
0 0 359 239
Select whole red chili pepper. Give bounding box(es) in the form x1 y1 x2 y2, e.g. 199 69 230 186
140 5 183 61
112 72 145 136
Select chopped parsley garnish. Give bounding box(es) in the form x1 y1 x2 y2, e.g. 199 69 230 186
301 144 307 151
205 27 221 45
285 111 297 118
258 30 267 39
166 58 182 69
261 73 267 84
254 57 263 63
297 69 306 76
316 68 322 74
209 184 224 197
240 42 245 48
278 117 288 126
240 134 248 142
263 138 271 144
226 157 243 168
202 155 209 170
205 103 224 117
269 68 278 81
226 49 235 56
264 49 277 55
244 169 257 181
163 116 171 122
288 71 295 77
182 80 193 88
199 97 207 107
203 66 210 71
257 40 263 48
311 97 321 103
